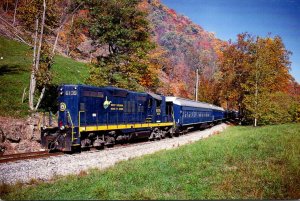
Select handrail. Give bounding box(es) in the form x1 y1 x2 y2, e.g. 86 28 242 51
78 111 85 138
172 110 176 127
67 111 74 141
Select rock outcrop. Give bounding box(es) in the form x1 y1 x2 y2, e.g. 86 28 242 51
0 115 44 155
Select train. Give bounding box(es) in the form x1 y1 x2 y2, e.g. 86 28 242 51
41 84 236 152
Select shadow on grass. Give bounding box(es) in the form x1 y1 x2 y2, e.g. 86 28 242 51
0 65 27 76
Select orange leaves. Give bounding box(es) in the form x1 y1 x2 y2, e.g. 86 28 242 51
138 0 151 13
135 45 167 90
78 9 89 18
218 33 296 124
197 75 219 104
167 9 177 17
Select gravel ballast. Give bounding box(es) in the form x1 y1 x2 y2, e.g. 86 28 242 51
0 123 229 184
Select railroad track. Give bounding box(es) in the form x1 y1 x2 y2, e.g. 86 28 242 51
0 124 224 164
0 151 64 164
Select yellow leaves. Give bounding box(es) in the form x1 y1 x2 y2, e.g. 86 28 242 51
218 33 295 124
137 0 150 12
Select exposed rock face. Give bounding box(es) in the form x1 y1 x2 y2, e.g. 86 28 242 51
15 140 41 153
76 39 96 56
0 127 5 143
92 44 110 58
0 115 42 155
76 39 110 61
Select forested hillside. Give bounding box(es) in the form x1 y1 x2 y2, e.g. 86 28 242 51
0 0 224 106
0 0 299 126
141 0 226 98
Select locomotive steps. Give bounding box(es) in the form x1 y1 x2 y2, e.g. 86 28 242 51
0 123 229 184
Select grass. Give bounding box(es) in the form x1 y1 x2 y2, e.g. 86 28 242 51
0 36 32 117
1 123 299 200
0 36 89 118
51 56 89 85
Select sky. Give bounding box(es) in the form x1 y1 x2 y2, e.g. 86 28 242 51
162 0 300 83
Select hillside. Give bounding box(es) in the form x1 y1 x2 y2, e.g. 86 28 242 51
0 36 89 118
142 0 226 97
0 0 298 123
1 0 226 100
0 35 90 154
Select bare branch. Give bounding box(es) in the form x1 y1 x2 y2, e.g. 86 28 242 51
35 0 46 71
21 87 27 103
35 87 45 110
0 15 32 47
29 17 39 110
33 2 84 111
5 0 9 12
51 2 83 56
13 0 19 26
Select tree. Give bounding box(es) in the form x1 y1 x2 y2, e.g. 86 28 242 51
218 33 252 114
17 0 57 110
243 36 292 126
28 0 47 111
218 33 293 125
18 0 83 111
17 0 60 32
83 0 156 91
1 0 14 13
197 74 220 105
12 0 18 26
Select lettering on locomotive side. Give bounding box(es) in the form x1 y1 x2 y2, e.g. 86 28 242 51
110 103 124 111
65 90 77 96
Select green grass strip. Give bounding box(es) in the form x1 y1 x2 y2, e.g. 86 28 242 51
1 123 299 199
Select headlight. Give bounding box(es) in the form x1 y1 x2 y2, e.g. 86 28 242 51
60 125 65 130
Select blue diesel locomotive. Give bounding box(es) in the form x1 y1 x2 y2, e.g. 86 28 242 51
41 84 226 152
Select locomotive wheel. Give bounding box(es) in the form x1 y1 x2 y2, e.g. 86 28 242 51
173 131 180 137
95 144 105 150
167 128 175 138
71 145 81 153
105 136 115 148
106 144 114 148
161 131 166 139
48 141 57 153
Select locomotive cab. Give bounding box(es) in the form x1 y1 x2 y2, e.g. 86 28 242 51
41 85 81 152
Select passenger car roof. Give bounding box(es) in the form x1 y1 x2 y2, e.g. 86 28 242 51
166 96 224 111
147 92 162 100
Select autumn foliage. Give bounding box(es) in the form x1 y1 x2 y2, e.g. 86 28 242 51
218 33 300 125
143 0 224 98
2 0 299 124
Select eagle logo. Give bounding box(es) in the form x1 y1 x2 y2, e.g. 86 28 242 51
103 96 111 109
